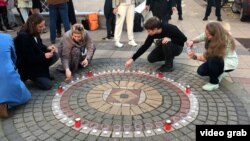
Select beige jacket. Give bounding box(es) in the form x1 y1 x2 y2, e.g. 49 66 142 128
17 0 32 8
112 0 136 8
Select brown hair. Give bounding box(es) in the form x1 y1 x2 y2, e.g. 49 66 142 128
204 22 236 59
71 23 85 37
144 16 162 30
20 13 45 36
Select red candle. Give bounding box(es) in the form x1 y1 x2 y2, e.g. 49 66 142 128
157 72 164 78
57 86 63 94
164 120 172 131
75 118 81 128
185 85 191 94
87 71 93 78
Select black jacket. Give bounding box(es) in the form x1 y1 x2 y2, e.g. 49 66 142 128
14 31 51 81
132 23 187 61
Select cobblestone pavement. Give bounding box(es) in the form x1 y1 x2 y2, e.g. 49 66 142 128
1 58 249 141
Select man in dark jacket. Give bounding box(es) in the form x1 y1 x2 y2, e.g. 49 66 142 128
14 14 58 90
125 17 187 72
145 0 176 24
102 0 115 40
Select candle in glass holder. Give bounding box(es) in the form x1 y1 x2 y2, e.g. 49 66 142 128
74 118 81 128
88 71 93 78
185 85 191 94
157 72 164 78
57 86 63 94
164 120 172 131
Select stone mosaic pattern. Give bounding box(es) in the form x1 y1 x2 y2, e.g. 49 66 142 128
1 59 250 141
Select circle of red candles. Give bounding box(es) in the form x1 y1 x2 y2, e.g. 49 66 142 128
157 72 164 78
75 118 81 128
164 120 172 131
57 86 63 94
185 85 191 94
87 71 93 78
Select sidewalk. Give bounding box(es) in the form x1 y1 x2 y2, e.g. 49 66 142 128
1 0 250 141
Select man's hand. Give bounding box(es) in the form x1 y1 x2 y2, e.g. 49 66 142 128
162 37 171 44
172 7 177 12
113 7 118 14
125 58 134 69
187 51 196 59
45 52 53 59
65 68 72 81
81 58 89 67
47 45 57 53
145 5 150 11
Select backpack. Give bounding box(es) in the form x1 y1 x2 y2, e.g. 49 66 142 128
133 12 144 32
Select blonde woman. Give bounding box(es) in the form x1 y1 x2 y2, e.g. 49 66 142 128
186 22 238 91
58 24 96 80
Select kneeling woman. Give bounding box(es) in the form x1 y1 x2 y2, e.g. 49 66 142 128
58 24 96 80
186 22 238 91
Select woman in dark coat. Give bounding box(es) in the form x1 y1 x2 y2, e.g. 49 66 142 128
14 14 58 90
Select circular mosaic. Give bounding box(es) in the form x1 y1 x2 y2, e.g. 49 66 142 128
2 59 249 141
52 67 199 137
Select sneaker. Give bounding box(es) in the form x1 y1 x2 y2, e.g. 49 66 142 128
56 32 62 38
128 40 138 47
115 42 124 48
202 83 219 91
203 17 208 21
156 64 174 72
51 40 56 44
218 72 226 83
0 104 8 118
6 27 14 32
102 36 112 40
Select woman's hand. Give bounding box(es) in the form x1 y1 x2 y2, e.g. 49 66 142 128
81 58 89 67
113 7 118 14
125 58 134 69
47 45 57 53
186 40 194 48
65 68 72 81
187 51 197 60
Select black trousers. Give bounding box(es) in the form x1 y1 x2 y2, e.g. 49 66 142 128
31 53 59 90
0 6 10 28
205 0 221 18
176 0 182 16
197 57 224 84
105 14 115 37
147 42 183 68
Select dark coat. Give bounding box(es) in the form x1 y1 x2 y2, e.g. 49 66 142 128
146 0 176 17
14 31 51 81
104 0 113 19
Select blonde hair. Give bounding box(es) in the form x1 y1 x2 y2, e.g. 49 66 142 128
71 23 85 36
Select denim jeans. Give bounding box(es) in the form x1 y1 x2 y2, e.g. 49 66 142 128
197 57 224 84
49 3 70 43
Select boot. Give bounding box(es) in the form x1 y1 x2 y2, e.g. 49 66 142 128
0 104 8 118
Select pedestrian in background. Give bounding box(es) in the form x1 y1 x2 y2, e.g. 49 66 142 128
203 0 222 21
102 0 115 40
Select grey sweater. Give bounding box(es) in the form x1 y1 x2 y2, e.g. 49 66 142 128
58 30 95 69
